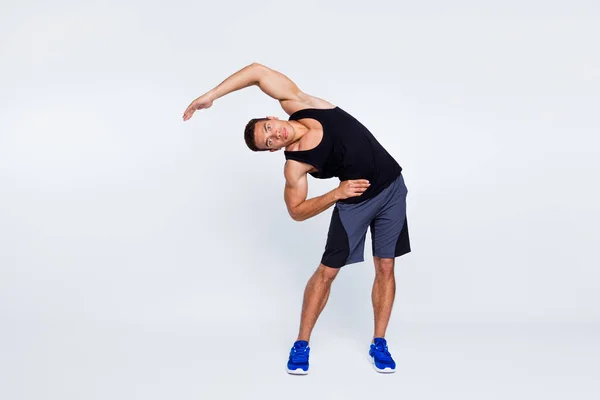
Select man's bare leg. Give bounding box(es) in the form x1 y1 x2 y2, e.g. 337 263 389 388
297 263 340 342
372 256 396 340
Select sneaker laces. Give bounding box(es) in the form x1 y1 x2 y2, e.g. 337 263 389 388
291 344 309 363
373 343 392 361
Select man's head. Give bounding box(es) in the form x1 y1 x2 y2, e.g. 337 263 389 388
244 116 294 152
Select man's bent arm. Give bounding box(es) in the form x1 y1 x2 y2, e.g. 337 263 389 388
284 161 341 222
291 189 340 222
206 63 302 103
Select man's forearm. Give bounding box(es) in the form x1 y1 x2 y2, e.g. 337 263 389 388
206 63 261 101
292 189 341 222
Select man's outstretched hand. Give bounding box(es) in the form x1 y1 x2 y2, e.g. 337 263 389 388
182 94 213 121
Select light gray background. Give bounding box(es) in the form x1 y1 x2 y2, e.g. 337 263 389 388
1 0 599 399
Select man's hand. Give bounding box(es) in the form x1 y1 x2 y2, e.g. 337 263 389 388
335 179 371 200
182 93 214 121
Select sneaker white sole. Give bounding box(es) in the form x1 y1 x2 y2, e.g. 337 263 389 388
371 356 396 373
286 367 309 375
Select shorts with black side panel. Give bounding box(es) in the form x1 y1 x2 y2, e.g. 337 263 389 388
321 173 410 269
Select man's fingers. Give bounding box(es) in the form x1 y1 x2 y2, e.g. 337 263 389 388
350 188 368 196
183 109 195 120
341 179 371 198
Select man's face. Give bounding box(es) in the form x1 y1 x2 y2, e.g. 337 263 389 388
254 116 292 152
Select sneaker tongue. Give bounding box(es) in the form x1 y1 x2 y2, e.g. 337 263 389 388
294 340 309 348
373 338 387 346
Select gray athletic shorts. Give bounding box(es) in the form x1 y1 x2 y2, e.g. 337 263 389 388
321 173 410 268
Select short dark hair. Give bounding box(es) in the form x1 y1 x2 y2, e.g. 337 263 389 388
244 118 269 152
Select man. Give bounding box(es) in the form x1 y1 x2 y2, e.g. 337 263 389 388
182 63 410 374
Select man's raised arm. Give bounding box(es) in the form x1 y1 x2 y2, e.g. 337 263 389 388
182 63 304 121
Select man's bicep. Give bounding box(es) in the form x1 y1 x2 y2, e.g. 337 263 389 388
255 63 302 102
254 64 334 115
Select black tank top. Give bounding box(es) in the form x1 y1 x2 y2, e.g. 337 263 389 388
284 107 402 204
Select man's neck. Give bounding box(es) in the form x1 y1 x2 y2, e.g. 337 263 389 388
289 120 310 141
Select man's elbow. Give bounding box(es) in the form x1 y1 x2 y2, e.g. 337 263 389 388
290 212 305 222
289 207 305 222
250 62 268 75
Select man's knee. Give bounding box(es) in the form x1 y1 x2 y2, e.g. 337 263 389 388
317 263 340 283
374 256 395 277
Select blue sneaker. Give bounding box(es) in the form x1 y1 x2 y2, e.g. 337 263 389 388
286 340 310 375
369 337 396 373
